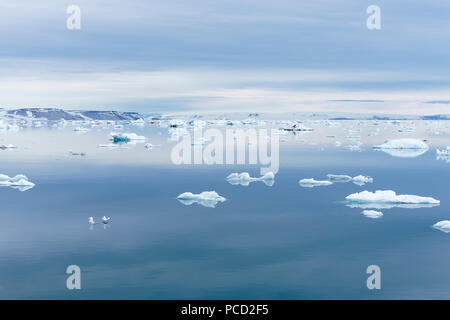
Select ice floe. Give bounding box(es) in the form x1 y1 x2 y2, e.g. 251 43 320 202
351 175 374 186
88 217 96 225
432 220 450 233
226 172 275 186
436 147 450 163
177 191 226 208
0 174 35 192
373 139 429 158
110 132 146 143
327 174 373 186
102 216 111 224
0 144 17 150
362 210 383 219
345 190 440 209
299 178 333 188
144 143 161 149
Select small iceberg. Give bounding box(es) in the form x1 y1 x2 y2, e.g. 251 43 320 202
327 174 352 182
177 191 226 208
362 210 383 219
144 143 161 149
436 147 450 163
110 132 146 143
352 175 373 186
327 174 373 186
226 172 275 187
373 139 429 158
432 220 450 233
102 216 111 224
0 144 17 150
98 143 120 149
0 174 35 192
345 190 440 209
299 178 333 188
69 151 86 156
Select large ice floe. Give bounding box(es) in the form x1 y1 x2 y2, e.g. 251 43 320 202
177 191 226 208
432 220 450 233
0 174 35 192
345 190 440 209
110 132 146 143
327 174 373 186
299 178 333 188
373 139 429 158
362 210 383 219
226 172 275 187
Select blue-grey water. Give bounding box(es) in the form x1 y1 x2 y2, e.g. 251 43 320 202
0 121 449 299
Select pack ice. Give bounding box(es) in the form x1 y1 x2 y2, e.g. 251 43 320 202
432 220 450 233
345 190 439 209
373 139 429 158
226 172 275 187
177 191 226 208
0 174 35 191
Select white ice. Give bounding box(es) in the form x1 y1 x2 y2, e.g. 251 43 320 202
0 174 35 191
351 175 374 186
345 190 439 209
327 174 373 185
373 139 429 158
226 172 275 186
327 174 352 182
362 210 383 219
144 143 161 149
0 144 17 149
177 191 226 208
110 132 146 142
432 220 450 233
436 147 450 163
102 216 111 224
299 178 333 188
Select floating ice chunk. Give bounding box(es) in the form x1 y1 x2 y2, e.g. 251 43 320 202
144 143 161 149
327 174 352 183
280 124 313 132
436 147 450 163
0 174 35 191
352 175 373 186
226 172 275 187
69 151 86 156
373 139 429 158
110 132 146 143
0 144 17 150
177 191 226 208
433 220 450 233
74 127 89 132
362 210 383 219
437 147 450 156
98 143 120 148
299 178 333 188
102 216 110 224
326 174 372 185
345 190 439 209
88 217 96 225
374 139 428 150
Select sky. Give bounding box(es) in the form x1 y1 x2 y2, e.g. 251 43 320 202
0 0 450 115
